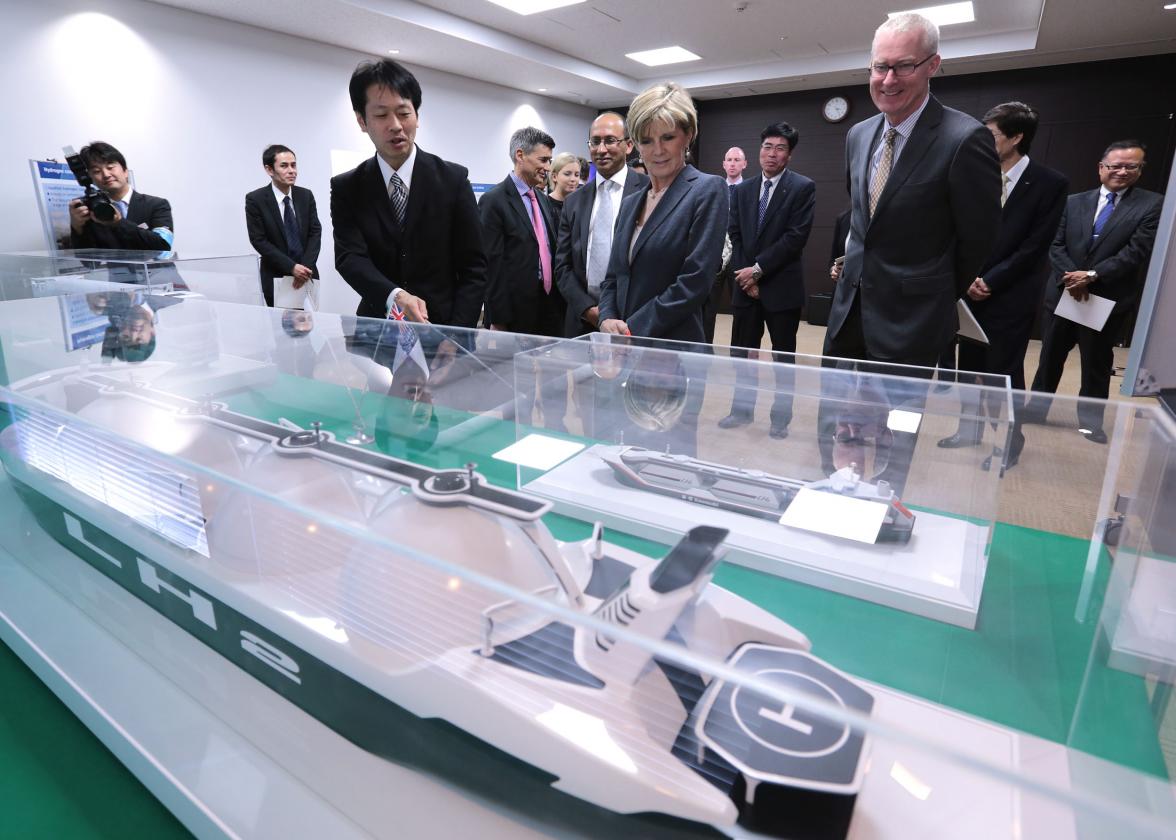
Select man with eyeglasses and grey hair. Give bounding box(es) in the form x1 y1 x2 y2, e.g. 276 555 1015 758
554 112 649 336
1024 140 1161 443
824 12 1000 368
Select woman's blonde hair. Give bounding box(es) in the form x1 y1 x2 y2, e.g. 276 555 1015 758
627 81 698 146
548 152 581 192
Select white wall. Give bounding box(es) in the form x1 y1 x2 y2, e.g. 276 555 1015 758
0 0 595 313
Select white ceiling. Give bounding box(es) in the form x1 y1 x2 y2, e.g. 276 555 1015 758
150 0 1176 106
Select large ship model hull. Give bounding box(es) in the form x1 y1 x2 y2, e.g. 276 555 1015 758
0 368 874 839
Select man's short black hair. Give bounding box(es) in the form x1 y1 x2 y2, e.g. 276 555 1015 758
1102 139 1147 160
349 58 422 116
80 141 127 170
982 102 1038 156
761 122 799 151
263 144 294 169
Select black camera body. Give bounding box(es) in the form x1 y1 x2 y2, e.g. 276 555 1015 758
64 145 118 223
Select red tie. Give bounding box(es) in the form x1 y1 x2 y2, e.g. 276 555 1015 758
525 188 553 293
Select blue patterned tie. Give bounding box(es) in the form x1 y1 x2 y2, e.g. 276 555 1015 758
283 196 303 261
1091 192 1116 246
757 178 772 231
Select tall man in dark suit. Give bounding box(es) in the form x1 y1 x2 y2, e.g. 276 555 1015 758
332 59 486 326
825 14 1001 367
481 127 565 337
937 103 1068 469
721 122 816 439
245 145 322 307
68 142 173 252
554 112 648 337
1025 140 1163 442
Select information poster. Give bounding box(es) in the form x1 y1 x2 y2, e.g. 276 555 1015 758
58 292 113 351
30 160 84 251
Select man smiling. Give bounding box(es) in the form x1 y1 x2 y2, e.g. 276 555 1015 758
825 12 1001 367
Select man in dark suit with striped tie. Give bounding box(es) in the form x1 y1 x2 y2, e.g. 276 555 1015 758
331 59 486 326
1025 140 1162 442
245 144 322 307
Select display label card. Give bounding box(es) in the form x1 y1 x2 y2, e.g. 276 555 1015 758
887 409 922 434
1054 292 1115 332
493 434 585 471
779 488 888 544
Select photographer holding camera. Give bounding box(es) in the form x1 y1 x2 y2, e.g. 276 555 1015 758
68 141 174 251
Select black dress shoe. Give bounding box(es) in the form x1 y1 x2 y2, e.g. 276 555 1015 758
717 412 752 430
769 423 789 440
1083 428 1108 444
937 432 981 449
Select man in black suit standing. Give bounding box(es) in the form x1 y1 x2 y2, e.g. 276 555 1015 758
937 103 1068 469
825 13 1001 367
481 127 565 337
245 145 322 307
68 141 174 252
721 122 816 439
1025 140 1162 442
331 59 486 325
554 112 648 337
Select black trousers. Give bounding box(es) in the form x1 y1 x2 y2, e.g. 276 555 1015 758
955 311 1035 448
1027 305 1128 432
727 303 800 427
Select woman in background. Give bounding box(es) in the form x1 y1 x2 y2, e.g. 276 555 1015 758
546 152 581 226
598 82 727 343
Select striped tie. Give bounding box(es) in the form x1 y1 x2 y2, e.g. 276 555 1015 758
388 171 407 229
869 128 897 218
757 179 772 231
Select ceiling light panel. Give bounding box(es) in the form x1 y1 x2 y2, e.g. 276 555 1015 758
485 0 587 14
625 46 703 67
889 2 976 27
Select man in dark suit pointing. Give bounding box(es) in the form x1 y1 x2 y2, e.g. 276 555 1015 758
245 144 322 307
722 121 816 439
825 12 1001 367
1025 140 1162 442
331 58 486 325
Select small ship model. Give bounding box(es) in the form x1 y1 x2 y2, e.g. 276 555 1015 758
600 445 916 544
0 368 875 840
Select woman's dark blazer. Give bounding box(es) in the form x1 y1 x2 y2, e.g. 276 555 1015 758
598 164 728 343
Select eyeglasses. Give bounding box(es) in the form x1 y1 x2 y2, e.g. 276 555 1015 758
588 137 626 148
760 143 791 153
1100 163 1143 172
869 54 935 78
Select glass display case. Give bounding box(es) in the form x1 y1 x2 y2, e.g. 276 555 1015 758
0 249 266 306
0 297 1172 840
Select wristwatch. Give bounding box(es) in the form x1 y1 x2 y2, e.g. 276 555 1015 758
1085 271 1098 282
751 265 763 281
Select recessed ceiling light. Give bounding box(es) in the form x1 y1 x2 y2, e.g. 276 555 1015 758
388 49 400 54
485 0 587 14
889 1 975 26
1164 2 1176 8
625 46 702 67
538 88 547 92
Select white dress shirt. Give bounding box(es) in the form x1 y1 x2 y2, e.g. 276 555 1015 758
1002 154 1031 197
379 145 419 312
870 94 932 180
586 165 628 275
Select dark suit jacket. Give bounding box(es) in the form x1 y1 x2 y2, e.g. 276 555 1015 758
1044 185 1163 318
554 169 649 337
244 184 322 306
331 150 486 326
480 175 564 334
599 164 728 343
68 192 173 251
728 169 816 312
829 95 1001 364
966 160 1068 329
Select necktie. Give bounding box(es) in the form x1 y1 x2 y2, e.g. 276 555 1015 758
757 178 773 231
116 200 129 220
869 128 898 218
1000 174 1010 208
525 188 553 294
587 181 615 294
388 171 407 230
1091 192 1117 244
282 196 303 261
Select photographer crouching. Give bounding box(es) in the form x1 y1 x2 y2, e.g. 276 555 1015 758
68 142 174 251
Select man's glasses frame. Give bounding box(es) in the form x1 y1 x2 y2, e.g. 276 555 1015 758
868 54 935 78
1100 162 1144 172
588 137 628 149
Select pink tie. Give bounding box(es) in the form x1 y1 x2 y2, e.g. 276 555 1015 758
525 188 553 294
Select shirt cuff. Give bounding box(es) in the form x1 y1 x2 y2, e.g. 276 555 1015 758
386 287 403 314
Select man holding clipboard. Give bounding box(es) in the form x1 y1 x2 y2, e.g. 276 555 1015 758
1025 140 1162 443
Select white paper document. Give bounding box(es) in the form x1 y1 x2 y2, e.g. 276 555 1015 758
274 276 318 310
1053 291 1115 331
493 434 585 471
779 488 888 544
956 298 989 344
